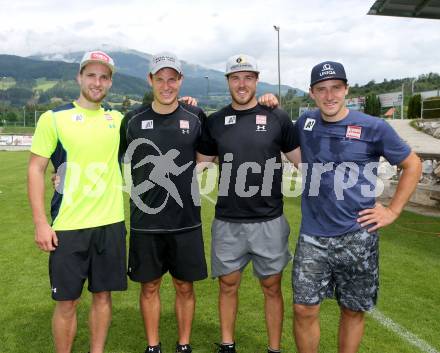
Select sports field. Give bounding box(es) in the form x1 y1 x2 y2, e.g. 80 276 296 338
0 151 439 353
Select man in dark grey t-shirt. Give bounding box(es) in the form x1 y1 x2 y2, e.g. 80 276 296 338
120 53 208 353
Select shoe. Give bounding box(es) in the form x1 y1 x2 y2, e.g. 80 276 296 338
176 342 192 352
215 343 236 353
145 343 162 353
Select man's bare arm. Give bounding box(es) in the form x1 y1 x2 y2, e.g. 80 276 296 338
196 152 217 173
28 153 58 251
357 152 422 232
283 147 301 168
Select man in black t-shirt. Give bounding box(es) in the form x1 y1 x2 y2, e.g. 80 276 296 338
197 54 300 353
120 53 208 353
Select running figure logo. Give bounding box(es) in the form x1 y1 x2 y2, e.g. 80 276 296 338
123 138 193 214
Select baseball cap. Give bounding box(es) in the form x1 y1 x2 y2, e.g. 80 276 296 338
225 54 259 76
150 52 182 74
310 61 347 87
80 50 115 74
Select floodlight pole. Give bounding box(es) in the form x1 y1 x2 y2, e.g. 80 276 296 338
411 78 417 95
204 76 210 101
273 25 281 107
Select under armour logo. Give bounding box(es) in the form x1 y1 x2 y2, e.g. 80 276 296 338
181 129 190 134
51 287 57 293
256 125 266 132
148 348 154 352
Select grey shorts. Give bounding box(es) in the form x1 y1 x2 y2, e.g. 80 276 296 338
293 228 379 312
211 215 291 278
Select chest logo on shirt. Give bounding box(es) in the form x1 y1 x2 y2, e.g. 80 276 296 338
256 115 267 125
141 120 154 129
180 120 190 134
346 125 362 139
225 115 236 125
104 114 116 128
72 114 84 122
303 118 316 131
256 115 267 132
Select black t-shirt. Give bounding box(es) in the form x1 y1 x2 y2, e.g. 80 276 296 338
120 102 206 233
198 103 296 223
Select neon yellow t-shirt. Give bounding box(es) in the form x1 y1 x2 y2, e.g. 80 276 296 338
31 102 124 231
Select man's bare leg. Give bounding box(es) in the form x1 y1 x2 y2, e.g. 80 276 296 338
260 273 283 351
338 307 365 353
293 303 320 353
89 291 112 353
172 278 195 345
140 278 162 346
219 271 241 344
53 299 79 353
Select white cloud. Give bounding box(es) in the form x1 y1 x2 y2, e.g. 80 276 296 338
0 0 439 90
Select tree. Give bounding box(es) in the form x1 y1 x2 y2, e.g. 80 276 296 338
121 96 131 113
407 94 421 119
284 88 298 101
364 93 381 116
142 91 154 106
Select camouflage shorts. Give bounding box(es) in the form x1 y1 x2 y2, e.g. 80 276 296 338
292 228 379 312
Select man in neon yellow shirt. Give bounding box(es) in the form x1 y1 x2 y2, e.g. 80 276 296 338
28 51 126 353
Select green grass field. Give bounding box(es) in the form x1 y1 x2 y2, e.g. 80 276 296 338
0 126 36 134
0 77 16 90
35 78 58 92
0 151 439 353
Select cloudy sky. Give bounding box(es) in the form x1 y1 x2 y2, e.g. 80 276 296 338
1 0 439 90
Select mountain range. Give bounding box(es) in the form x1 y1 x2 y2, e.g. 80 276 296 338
29 49 304 99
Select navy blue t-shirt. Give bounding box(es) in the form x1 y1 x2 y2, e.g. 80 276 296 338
293 109 411 237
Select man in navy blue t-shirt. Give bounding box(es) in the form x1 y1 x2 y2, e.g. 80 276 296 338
291 61 422 353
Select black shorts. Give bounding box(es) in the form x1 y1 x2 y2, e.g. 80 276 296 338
128 227 208 283
49 221 127 301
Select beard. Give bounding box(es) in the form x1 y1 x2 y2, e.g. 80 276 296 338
229 88 256 107
81 87 107 104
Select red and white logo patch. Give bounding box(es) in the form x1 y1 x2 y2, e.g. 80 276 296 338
346 125 362 139
91 52 110 62
180 120 189 129
104 114 113 121
256 115 267 125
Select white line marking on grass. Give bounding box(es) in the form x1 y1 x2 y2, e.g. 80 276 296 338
202 191 438 353
369 309 439 353
201 194 216 205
